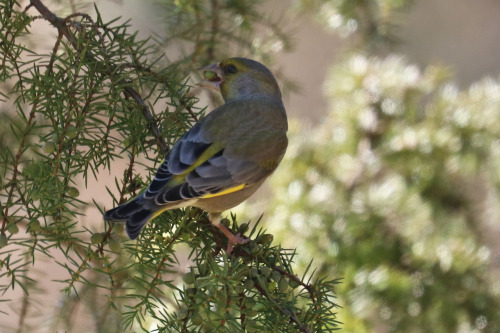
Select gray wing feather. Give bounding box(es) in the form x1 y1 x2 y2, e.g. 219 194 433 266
144 101 284 204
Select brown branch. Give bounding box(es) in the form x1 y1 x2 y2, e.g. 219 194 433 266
238 292 247 328
191 4 203 65
119 63 199 124
118 145 137 204
274 265 316 304
122 86 168 154
1 4 26 80
1 104 38 232
29 0 72 41
207 0 219 60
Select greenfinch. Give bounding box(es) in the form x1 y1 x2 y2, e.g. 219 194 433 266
103 58 288 251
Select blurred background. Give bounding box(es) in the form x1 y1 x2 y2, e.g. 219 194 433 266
3 0 500 332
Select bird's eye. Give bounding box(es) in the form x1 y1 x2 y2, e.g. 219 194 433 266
225 65 238 74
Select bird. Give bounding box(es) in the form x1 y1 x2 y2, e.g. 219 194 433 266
103 57 288 252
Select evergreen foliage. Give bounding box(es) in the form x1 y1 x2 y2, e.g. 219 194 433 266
0 1 337 332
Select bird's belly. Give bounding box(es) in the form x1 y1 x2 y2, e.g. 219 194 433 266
193 183 262 213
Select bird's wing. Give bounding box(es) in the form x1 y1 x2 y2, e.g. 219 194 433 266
143 100 286 207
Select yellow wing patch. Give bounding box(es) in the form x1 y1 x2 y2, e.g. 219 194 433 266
200 184 246 199
170 142 225 186
157 141 245 201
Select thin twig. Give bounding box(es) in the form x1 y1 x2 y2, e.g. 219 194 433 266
254 282 310 333
274 265 316 304
122 86 168 154
1 104 37 231
15 264 31 333
207 0 219 60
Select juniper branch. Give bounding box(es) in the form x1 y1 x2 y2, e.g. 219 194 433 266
28 0 169 155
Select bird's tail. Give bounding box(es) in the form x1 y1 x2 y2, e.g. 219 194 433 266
103 195 154 240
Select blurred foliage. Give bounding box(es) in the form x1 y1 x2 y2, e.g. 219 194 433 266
268 53 500 332
0 0 337 332
294 0 413 50
266 1 500 331
150 0 300 98
153 0 293 65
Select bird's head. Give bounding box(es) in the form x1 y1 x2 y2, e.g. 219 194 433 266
198 58 281 101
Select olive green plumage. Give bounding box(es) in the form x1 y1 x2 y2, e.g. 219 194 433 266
103 58 287 247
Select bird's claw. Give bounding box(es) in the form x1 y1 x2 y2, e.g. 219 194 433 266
216 223 250 253
226 233 250 253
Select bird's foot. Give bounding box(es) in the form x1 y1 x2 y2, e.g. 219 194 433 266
216 223 250 253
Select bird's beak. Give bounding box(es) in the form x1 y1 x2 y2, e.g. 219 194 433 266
197 63 223 92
